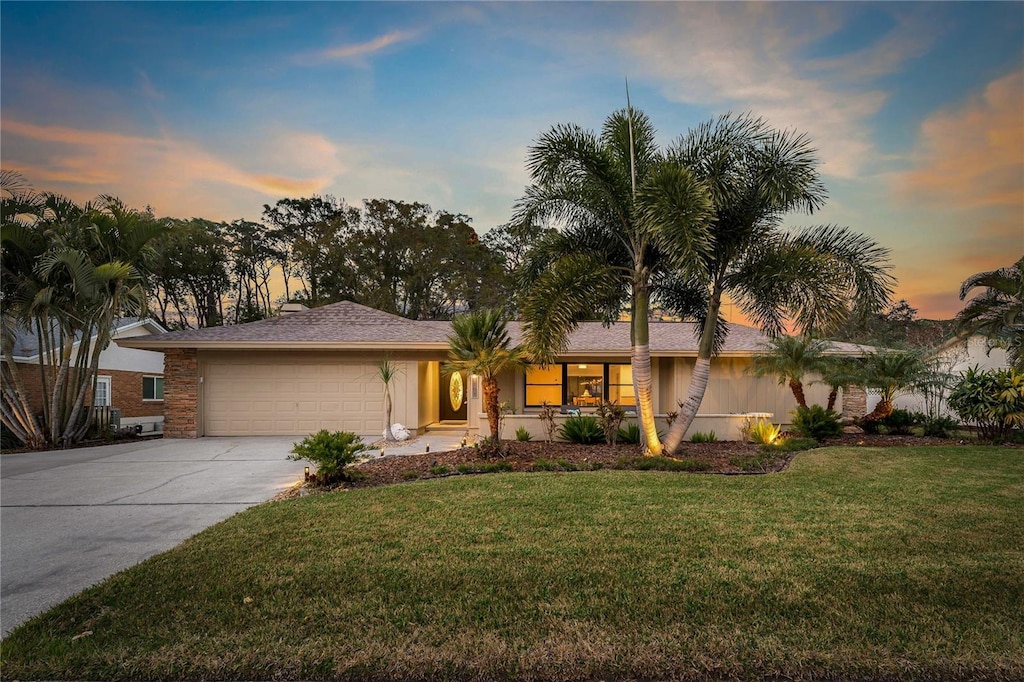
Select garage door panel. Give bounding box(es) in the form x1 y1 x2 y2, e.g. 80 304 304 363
203 358 385 436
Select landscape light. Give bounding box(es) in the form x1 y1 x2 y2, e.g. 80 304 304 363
425 443 430 453
304 466 310 481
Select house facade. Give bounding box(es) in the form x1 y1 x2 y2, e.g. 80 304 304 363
9 318 167 433
118 301 870 441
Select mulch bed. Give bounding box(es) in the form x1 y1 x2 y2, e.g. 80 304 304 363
276 433 993 496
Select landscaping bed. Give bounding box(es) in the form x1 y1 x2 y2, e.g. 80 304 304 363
341 432 983 490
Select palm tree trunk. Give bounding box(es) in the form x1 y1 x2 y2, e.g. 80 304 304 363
632 284 663 456
789 379 808 408
664 283 722 454
383 388 395 441
863 398 893 423
484 377 500 440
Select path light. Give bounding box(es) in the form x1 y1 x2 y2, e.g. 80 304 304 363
460 437 467 447
304 466 310 481
380 447 385 458
425 443 430 453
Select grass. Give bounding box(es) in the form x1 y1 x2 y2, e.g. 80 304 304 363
2 446 1022 681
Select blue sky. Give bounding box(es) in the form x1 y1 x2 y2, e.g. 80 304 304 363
2 1 1022 319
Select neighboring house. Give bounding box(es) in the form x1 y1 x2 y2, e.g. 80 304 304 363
880 333 1010 417
8 318 167 433
118 301 871 441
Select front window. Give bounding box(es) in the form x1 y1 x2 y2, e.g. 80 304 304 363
608 364 636 407
143 376 164 401
525 365 562 407
567 364 603 407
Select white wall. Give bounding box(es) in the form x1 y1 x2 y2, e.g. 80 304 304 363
100 325 165 374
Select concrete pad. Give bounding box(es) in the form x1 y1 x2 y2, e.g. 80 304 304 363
1 437 304 636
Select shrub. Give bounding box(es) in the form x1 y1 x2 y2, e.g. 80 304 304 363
690 430 717 443
595 401 626 444
791 405 843 439
428 464 450 476
922 415 959 438
948 367 1024 441
559 415 604 444
880 408 917 435
537 402 558 442
617 423 642 444
742 417 781 445
860 418 882 435
401 469 421 481
473 436 509 459
515 426 533 442
289 430 369 486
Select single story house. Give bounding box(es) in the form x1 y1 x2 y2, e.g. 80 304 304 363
7 317 167 433
117 301 870 441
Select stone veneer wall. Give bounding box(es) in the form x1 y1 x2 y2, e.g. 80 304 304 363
841 385 867 420
164 349 199 438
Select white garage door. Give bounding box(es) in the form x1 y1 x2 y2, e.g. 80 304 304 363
203 358 384 436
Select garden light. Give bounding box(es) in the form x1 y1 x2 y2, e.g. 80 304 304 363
304 466 310 481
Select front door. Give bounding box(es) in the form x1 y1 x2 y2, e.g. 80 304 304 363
439 371 468 421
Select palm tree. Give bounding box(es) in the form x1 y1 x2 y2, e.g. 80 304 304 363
956 256 1023 370
659 115 895 454
815 355 862 412
748 336 831 408
514 108 712 455
859 350 930 424
445 309 526 441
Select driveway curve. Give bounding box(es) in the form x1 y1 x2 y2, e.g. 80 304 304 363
1 436 304 636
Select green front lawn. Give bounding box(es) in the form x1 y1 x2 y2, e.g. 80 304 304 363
3 446 1022 681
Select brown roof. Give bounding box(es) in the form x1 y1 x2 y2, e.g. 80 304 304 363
117 300 870 356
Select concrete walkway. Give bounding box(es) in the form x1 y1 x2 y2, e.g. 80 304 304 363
1 437 304 636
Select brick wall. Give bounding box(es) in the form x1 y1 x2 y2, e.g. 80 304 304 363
164 349 199 439
15 363 163 418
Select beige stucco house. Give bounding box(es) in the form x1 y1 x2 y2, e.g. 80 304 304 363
118 301 869 441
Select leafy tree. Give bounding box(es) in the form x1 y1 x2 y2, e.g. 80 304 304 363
832 298 954 348
482 220 556 317
513 107 712 455
948 367 1024 441
148 219 232 329
748 336 831 408
262 195 359 306
444 309 526 440
224 219 284 323
659 115 894 453
956 256 1023 370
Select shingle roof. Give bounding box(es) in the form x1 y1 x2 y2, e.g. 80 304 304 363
6 317 160 358
117 301 870 356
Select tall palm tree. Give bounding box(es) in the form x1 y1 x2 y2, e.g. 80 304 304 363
815 355 862 412
748 336 831 408
514 108 712 455
660 115 894 453
956 256 1023 370
445 309 526 441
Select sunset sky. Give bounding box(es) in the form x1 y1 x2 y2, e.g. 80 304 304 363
2 2 1022 320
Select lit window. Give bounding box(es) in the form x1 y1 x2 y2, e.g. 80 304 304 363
143 376 164 401
608 364 635 406
525 364 562 407
567 363 603 406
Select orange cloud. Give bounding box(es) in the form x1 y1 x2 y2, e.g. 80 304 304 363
896 70 1024 209
298 29 420 65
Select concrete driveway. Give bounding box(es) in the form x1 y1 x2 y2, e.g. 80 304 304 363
1 436 305 636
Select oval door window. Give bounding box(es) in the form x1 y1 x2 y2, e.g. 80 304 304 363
450 372 465 412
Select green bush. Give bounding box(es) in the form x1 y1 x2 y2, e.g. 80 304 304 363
948 367 1024 441
559 415 604 444
289 430 369 486
880 408 917 435
515 426 533 441
428 464 450 475
791 405 843 439
921 415 959 438
690 430 717 443
617 423 642 444
742 417 781 445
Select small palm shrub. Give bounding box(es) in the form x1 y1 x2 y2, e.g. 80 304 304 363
742 417 781 445
289 430 369 486
880 408 917 435
515 426 532 441
948 367 1024 441
791 405 843 439
617 423 642 444
559 415 604 444
690 430 717 443
922 415 959 438
596 401 626 444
